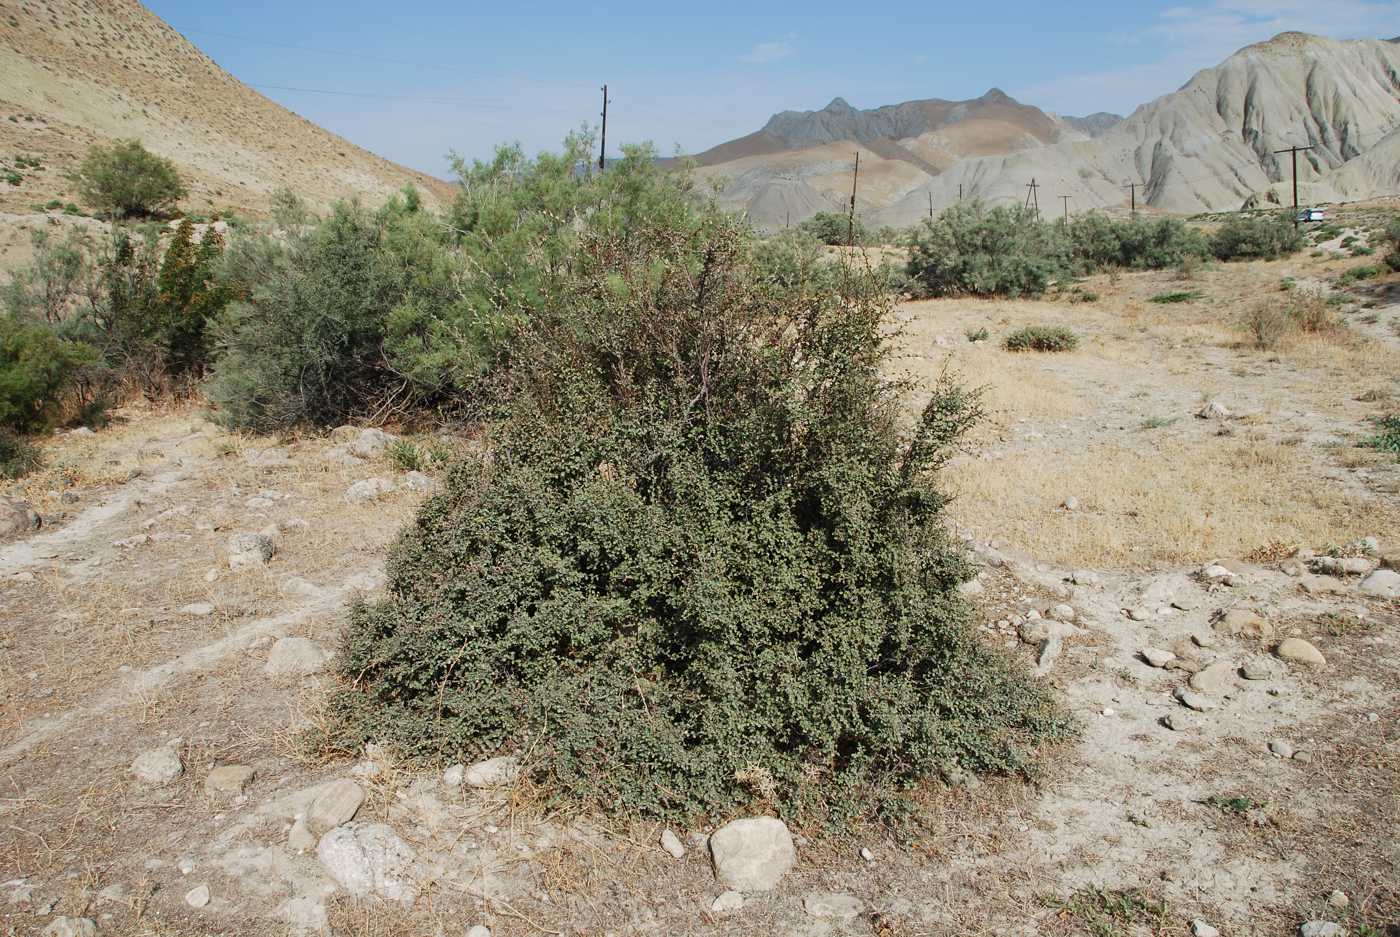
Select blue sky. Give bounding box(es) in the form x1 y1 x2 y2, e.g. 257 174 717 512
145 0 1400 178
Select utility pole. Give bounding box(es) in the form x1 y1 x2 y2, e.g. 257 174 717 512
958 183 963 202
928 191 934 221
1060 194 1071 224
598 84 609 173
1024 178 1040 217
1123 182 1138 217
1273 143 1314 227
847 151 860 247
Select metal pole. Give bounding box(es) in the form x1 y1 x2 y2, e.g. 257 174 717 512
598 84 608 173
847 152 860 246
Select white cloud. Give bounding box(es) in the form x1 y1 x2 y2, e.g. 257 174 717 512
741 35 796 65
1016 0 1400 116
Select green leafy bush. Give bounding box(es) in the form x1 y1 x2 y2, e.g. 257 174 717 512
68 139 186 218
327 184 1068 826
0 313 96 433
1067 213 1208 271
1149 291 1200 304
1382 219 1400 272
1209 213 1303 261
1003 325 1078 352
906 203 1067 298
797 211 864 246
1363 415 1400 458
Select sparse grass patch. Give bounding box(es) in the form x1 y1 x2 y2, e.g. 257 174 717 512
385 439 426 472
1202 793 1266 815
1338 265 1382 287
1362 415 1400 459
1240 302 1292 350
1137 416 1178 431
1148 290 1200 304
965 326 989 343
1004 325 1078 353
0 432 42 479
1041 887 1171 937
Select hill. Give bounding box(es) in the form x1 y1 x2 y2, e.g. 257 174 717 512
0 0 454 215
695 33 1400 229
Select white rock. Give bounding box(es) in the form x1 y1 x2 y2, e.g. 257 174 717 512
349 429 399 460
1141 648 1176 668
660 829 686 859
1359 568 1400 599
1275 638 1326 667
1174 686 1217 712
1300 922 1346 937
1327 891 1349 909
264 636 329 676
308 779 366 834
466 927 492 937
316 823 419 904
1201 564 1234 581
131 745 183 785
402 471 434 492
711 891 745 912
1062 496 1081 511
859 846 875 862
178 602 216 617
708 817 796 892
442 764 465 787
184 884 210 908
1189 660 1236 695
344 478 396 504
41 918 97 937
1269 740 1295 759
803 893 865 919
464 756 520 788
1191 920 1220 937
1049 604 1076 622
227 532 275 569
1196 400 1232 420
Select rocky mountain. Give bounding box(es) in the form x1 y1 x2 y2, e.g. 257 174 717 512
695 32 1400 229
0 0 453 215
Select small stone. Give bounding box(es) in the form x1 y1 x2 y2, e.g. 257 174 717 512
1240 659 1274 680
1062 496 1080 511
1201 564 1234 581
1141 648 1176 668
442 764 465 787
1214 609 1272 641
308 780 365 834
1049 604 1076 622
204 765 257 796
1275 638 1326 667
709 817 796 892
131 745 183 785
288 819 318 852
264 636 329 676
1127 607 1150 621
803 893 866 919
466 927 492 937
349 428 399 460
1162 713 1189 732
1196 400 1231 420
344 478 396 504
1191 921 1220 937
1269 740 1294 759
1299 922 1346 937
1190 660 1236 695
1292 750 1314 764
1070 570 1100 586
402 471 434 492
184 884 210 909
1358 568 1400 599
1174 686 1216 712
1327 890 1349 909
227 532 275 569
711 891 745 913
1166 657 1203 674
859 846 874 862
660 829 686 860
41 918 98 937
317 823 419 905
1299 574 1348 596
178 857 196 875
1101 708 1115 717
464 756 520 788
178 602 215 617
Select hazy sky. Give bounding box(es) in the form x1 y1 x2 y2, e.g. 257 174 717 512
144 0 1400 178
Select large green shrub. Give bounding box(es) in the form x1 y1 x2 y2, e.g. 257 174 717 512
0 313 96 433
906 203 1068 298
798 211 864 246
327 183 1069 826
1382 218 1400 272
1067 213 1208 271
1209 213 1303 261
69 140 187 218
1004 325 1079 352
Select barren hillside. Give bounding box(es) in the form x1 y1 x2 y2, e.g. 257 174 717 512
698 33 1400 230
0 0 455 214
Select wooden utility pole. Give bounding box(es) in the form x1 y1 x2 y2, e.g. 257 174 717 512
1024 178 1040 217
1123 182 1138 217
1060 194 1071 224
958 183 963 202
928 191 934 221
598 84 609 173
1273 143 1314 227
847 152 860 246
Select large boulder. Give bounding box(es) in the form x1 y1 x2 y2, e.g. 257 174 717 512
708 817 796 892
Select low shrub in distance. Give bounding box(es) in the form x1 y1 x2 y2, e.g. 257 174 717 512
906 203 1067 298
1004 325 1078 352
1209 213 1303 261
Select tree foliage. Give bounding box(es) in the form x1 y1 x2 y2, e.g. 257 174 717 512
69 140 187 218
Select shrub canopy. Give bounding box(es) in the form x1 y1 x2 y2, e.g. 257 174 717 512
69 140 187 218
906 203 1067 298
328 164 1068 826
1209 212 1303 261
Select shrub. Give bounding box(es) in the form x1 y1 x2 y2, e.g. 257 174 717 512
68 139 186 218
798 211 864 246
386 439 426 472
1338 264 1381 287
1383 219 1400 271
1004 325 1078 352
1209 213 1303 261
1148 291 1199 304
0 314 96 433
1067 213 1208 271
907 203 1068 298
965 326 989 342
1362 415 1400 458
1286 291 1338 334
0 432 41 479
1240 302 1291 350
326 187 1069 827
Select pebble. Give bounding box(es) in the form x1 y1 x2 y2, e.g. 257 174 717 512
1141 648 1176 668
1240 659 1274 680
344 478 396 504
1163 713 1189 731
1293 750 1314 764
184 884 210 909
464 756 521 788
1275 638 1326 667
466 927 492 937
711 891 745 912
308 779 365 834
1173 686 1216 712
178 602 215 617
1327 890 1349 909
660 829 686 860
708 817 796 892
204 765 257 796
1062 496 1080 511
1127 607 1150 621
1189 660 1236 695
1300 922 1345 937
131 744 184 785
859 846 874 862
1049 604 1076 622
1214 608 1272 640
1268 740 1294 759
1191 921 1220 937
442 764 465 787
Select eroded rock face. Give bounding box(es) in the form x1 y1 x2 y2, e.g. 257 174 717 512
316 823 420 904
708 817 796 892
